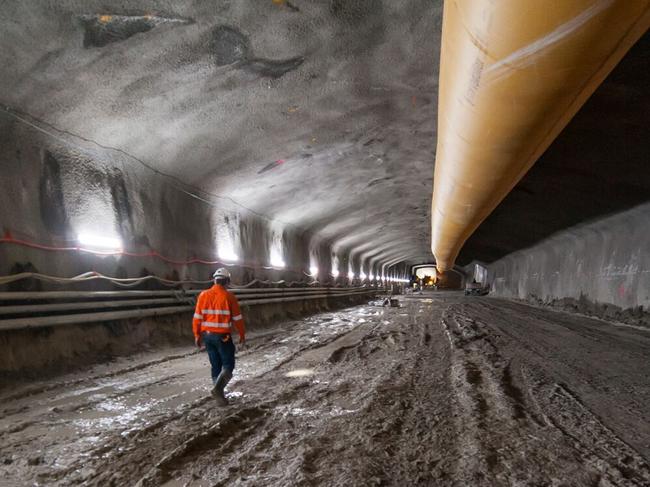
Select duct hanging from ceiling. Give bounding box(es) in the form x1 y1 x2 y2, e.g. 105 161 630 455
431 0 650 271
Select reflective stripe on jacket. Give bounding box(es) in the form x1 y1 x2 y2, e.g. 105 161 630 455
192 284 245 340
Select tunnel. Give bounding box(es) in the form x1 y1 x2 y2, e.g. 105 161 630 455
1 1 649 485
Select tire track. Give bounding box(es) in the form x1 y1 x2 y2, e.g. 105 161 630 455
443 299 650 486
77 317 375 486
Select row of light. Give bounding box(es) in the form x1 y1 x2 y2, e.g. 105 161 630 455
76 234 411 282
311 266 409 282
76 233 286 268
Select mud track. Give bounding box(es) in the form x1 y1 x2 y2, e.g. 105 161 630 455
1 293 649 486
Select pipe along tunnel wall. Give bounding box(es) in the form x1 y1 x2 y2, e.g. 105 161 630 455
0 290 381 384
486 202 650 328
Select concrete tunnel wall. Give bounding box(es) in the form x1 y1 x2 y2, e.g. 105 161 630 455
0 0 442 287
486 202 650 327
0 118 411 291
0 118 412 378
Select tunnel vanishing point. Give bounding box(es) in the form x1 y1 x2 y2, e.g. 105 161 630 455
1 1 649 486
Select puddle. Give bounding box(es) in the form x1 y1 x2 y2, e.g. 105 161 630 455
285 368 315 378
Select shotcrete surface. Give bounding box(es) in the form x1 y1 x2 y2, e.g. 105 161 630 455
2 2 646 272
1 294 649 486
0 0 442 268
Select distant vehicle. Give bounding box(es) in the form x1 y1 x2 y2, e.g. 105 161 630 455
465 280 488 296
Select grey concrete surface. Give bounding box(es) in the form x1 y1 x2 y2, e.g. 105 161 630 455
0 0 440 286
487 203 650 326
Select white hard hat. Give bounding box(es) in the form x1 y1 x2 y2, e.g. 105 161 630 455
213 268 231 279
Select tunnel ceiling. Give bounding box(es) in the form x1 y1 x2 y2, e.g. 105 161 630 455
0 1 647 269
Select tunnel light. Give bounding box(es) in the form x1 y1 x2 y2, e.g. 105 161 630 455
77 233 123 252
270 241 285 268
270 255 286 268
348 271 355 280
309 266 318 276
219 249 239 262
359 272 367 280
369 273 374 280
216 220 239 263
332 269 340 278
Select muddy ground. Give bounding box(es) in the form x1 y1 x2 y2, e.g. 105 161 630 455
1 292 649 486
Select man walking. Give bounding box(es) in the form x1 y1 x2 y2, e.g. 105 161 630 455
192 268 246 405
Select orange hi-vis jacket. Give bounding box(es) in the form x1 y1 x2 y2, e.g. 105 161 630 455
192 284 245 340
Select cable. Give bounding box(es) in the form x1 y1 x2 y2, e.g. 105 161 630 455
0 271 318 289
0 105 360 275
0 235 301 273
1 236 386 286
0 271 212 287
0 103 300 231
0 237 377 287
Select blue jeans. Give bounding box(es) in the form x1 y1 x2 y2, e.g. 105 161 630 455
202 332 236 384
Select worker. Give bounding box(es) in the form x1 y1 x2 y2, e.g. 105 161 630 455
192 268 246 405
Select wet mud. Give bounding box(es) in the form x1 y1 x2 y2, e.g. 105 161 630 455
1 293 649 486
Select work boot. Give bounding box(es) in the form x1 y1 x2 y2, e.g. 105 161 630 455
211 370 232 406
211 385 228 405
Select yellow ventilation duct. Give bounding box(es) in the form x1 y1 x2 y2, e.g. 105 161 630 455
431 0 650 271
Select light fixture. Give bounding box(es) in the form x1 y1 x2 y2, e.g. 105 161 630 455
270 255 286 268
270 239 285 268
332 269 340 277
219 249 239 262
78 233 123 252
216 222 239 263
309 266 318 276
359 272 367 280
348 271 355 280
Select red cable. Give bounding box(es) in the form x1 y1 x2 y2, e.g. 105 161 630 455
0 236 303 273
